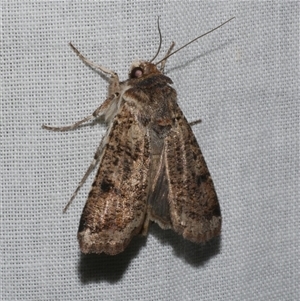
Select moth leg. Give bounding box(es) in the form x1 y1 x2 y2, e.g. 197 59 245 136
42 94 117 132
70 42 120 98
69 42 116 77
63 137 104 212
140 212 151 236
160 42 175 73
189 119 202 127
42 114 95 132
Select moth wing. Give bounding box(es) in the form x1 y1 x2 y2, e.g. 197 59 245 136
164 104 221 243
78 102 150 255
147 154 172 229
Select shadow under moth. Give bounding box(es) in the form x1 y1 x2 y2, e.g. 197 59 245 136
43 18 234 255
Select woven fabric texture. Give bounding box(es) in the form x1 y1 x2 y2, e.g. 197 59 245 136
1 1 299 300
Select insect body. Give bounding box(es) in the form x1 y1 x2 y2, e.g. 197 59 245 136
43 18 233 255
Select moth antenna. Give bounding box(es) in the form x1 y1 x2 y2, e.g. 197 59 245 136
160 41 175 73
149 16 162 63
155 17 235 66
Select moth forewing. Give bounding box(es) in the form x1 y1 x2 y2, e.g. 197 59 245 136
78 101 151 255
163 104 221 243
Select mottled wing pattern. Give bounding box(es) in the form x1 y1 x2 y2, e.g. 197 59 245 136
164 103 221 243
78 102 150 255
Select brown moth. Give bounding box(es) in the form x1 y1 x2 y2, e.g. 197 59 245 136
43 18 234 255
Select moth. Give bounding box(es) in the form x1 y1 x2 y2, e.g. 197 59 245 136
43 18 234 255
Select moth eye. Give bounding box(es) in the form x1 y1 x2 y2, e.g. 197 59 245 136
130 67 143 79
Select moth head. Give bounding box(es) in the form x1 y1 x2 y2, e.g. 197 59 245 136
129 61 160 79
